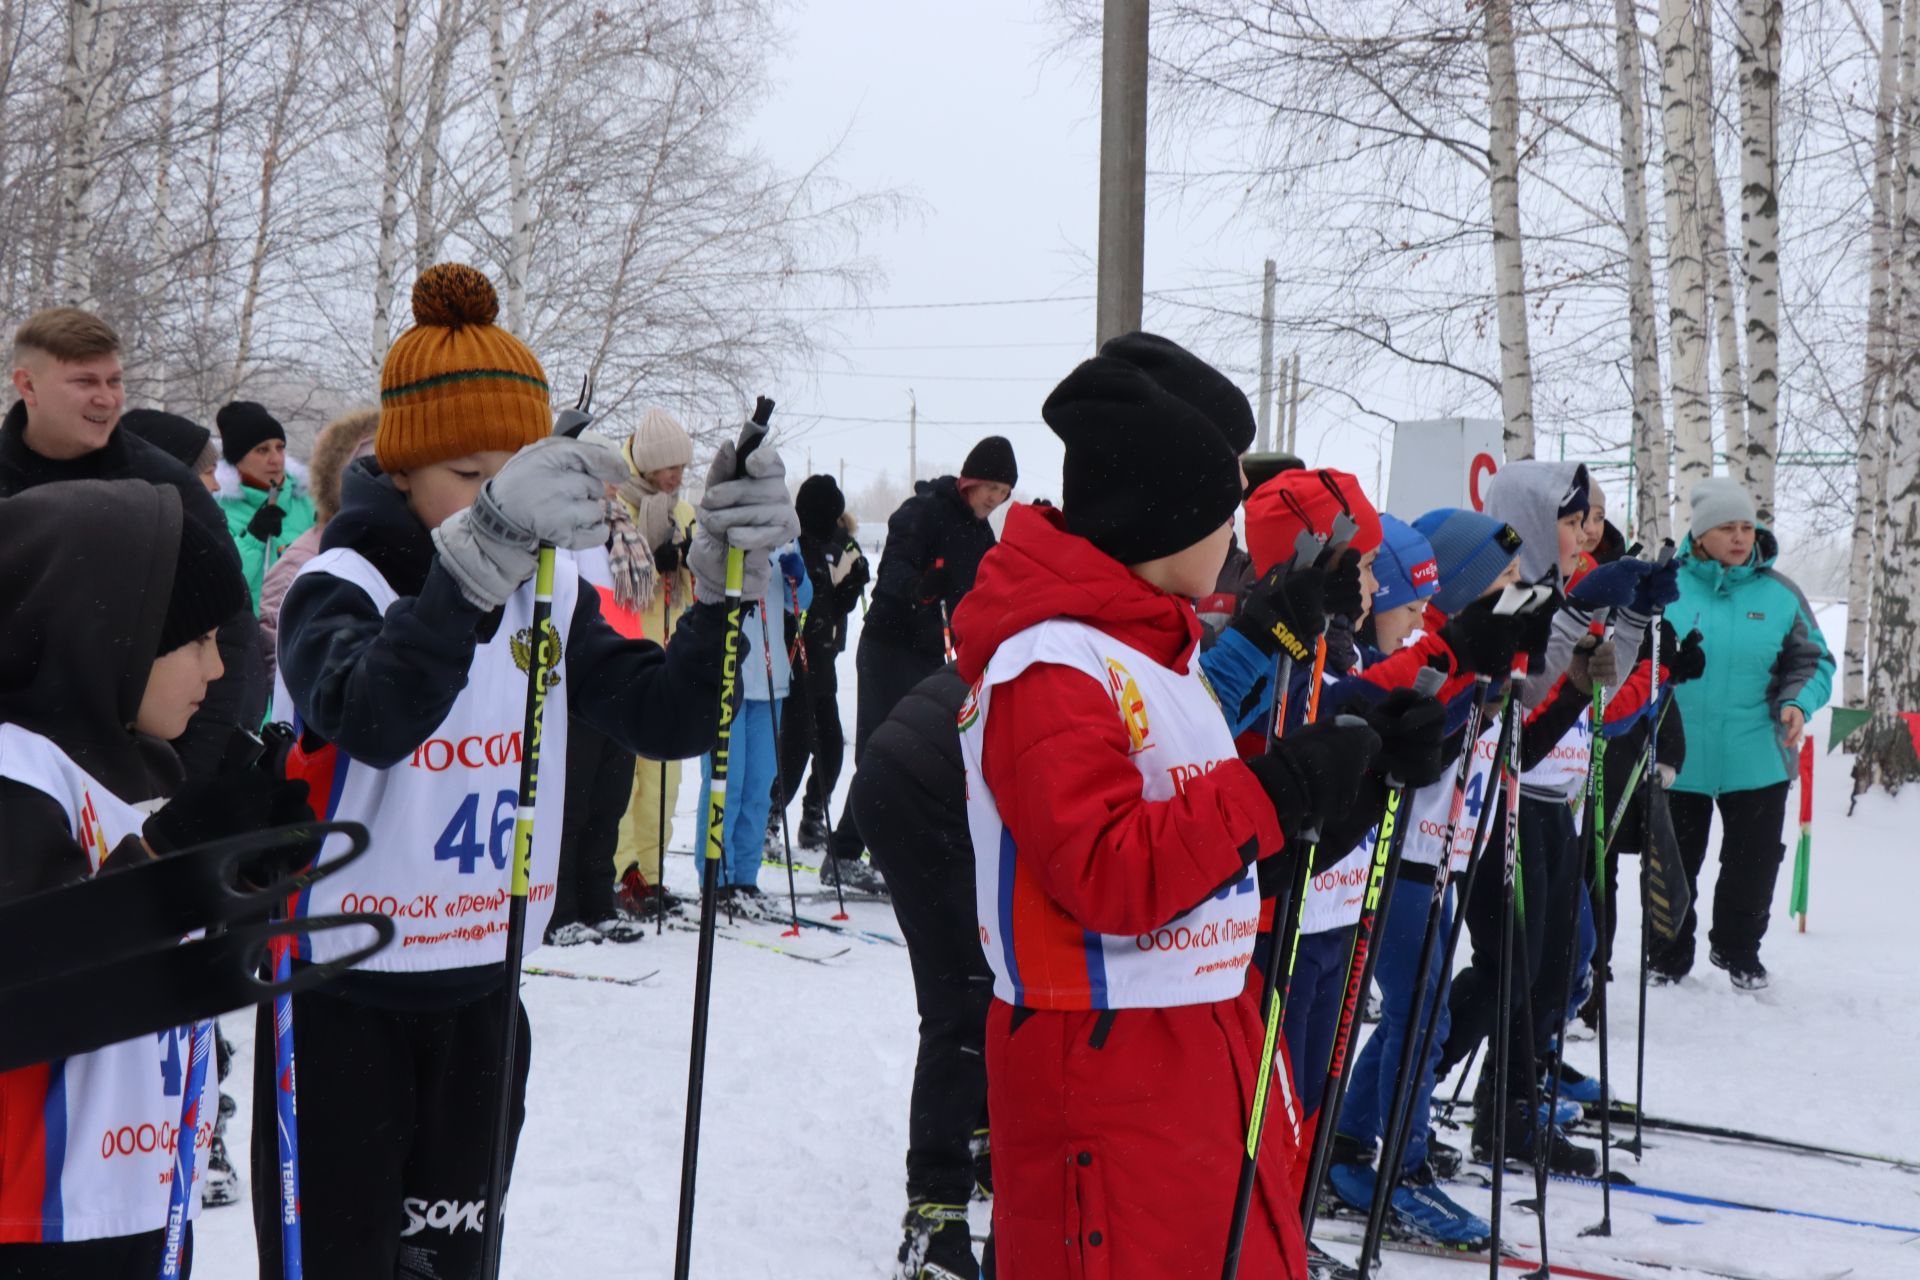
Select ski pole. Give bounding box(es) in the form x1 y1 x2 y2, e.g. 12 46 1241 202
478 390 597 1279
157 1019 213 1279
1298 666 1446 1237
656 758 669 936
674 398 775 1280
1629 622 1662 1164
1355 676 1499 1279
938 599 956 664
1486 658 1527 1280
1584 631 1616 1238
478 545 563 1280
758 590 803 937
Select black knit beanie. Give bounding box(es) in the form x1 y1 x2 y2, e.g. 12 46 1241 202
216 400 286 465
1098 331 1257 452
795 474 846 541
961 436 1018 487
121 409 218 477
157 515 247 656
1042 341 1245 566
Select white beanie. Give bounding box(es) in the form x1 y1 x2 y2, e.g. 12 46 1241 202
1689 476 1758 538
625 406 693 474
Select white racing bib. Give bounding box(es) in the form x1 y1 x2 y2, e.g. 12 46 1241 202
0 726 215 1244
1403 719 1503 871
959 620 1260 1010
1523 713 1591 800
277 547 577 973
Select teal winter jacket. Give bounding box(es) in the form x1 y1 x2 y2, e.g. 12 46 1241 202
1669 527 1832 796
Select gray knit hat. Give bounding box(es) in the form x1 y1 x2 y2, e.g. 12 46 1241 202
1688 476 1757 538
625 406 693 474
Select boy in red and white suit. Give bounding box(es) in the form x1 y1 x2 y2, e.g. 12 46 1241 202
952 334 1384 1280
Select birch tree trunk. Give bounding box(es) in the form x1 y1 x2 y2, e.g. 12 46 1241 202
1485 0 1535 460
1736 0 1782 520
1849 0 1905 708
1693 3 1748 475
1617 0 1672 543
231 12 310 398
371 0 413 376
415 0 464 275
56 0 117 307
148 15 178 406
1659 0 1715 507
197 0 231 344
486 0 534 335
1859 0 1920 793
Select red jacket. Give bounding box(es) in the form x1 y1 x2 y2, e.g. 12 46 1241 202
954 506 1306 1280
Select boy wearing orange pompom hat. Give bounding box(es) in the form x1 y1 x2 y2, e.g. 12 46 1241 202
256 264 798 1279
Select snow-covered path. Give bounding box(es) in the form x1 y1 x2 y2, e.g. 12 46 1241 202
195 604 1920 1279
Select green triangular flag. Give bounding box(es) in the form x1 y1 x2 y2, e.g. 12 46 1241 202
1828 706 1872 754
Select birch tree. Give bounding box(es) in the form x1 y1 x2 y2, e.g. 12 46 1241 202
1847 0 1904 707
1660 0 1716 507
56 0 118 306
484 0 533 334
1617 0 1672 542
1858 0 1920 791
1737 0 1783 519
370 0 414 373
1486 0 1535 460
1694 3 1748 473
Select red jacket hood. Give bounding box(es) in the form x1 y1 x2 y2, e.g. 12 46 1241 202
952 503 1202 683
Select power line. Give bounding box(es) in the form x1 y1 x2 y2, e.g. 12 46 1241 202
790 411 1037 427
795 369 1056 382
830 340 1090 352
765 280 1260 314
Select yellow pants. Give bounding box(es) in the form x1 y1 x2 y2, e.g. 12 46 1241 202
614 755 681 886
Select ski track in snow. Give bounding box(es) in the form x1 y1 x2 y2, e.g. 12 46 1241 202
193 601 1920 1278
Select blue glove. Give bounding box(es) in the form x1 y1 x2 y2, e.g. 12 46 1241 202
1631 558 1680 614
1566 558 1650 610
779 548 806 585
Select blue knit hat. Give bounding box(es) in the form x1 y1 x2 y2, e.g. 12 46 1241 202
1413 507 1523 617
1373 515 1439 614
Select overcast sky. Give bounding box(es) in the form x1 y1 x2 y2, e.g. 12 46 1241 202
744 0 1397 510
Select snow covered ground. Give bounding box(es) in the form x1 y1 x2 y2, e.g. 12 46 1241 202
196 602 1920 1279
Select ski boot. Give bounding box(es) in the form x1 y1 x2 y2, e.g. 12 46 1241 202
593 911 649 944
894 1201 978 1280
545 920 604 946
1547 1059 1607 1108
1322 1132 1379 1214
200 1091 241 1208
820 854 888 898
797 800 831 852
1710 948 1769 991
1426 1136 1464 1180
1389 1162 1490 1249
764 814 787 863
719 884 790 925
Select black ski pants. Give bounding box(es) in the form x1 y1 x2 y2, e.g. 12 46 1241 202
548 720 636 931
251 987 532 1280
829 633 942 861
778 660 846 813
854 755 992 1205
1655 781 1790 972
1443 795 1582 1128
0 1228 188 1279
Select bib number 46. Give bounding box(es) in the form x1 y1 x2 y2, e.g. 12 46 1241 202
434 790 518 874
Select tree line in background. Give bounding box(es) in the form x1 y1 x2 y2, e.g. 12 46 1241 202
3 0 896 452
1052 0 1920 791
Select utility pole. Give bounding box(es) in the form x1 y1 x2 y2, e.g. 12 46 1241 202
1286 353 1303 454
1095 0 1149 347
907 389 917 489
1256 259 1276 451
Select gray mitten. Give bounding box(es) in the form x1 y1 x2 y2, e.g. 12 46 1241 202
432 436 628 610
691 431 800 604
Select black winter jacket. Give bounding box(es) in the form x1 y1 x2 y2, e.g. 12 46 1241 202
850 665 970 871
863 477 995 661
795 525 868 692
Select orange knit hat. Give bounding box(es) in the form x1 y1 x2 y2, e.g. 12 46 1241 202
376 264 551 472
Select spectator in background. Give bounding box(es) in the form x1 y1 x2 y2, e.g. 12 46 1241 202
824 436 1016 892
0 307 264 777
215 400 316 612
120 408 220 494
779 475 869 851
609 407 699 914
1656 477 1834 991
257 407 379 686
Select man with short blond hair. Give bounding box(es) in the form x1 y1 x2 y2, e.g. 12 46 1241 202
2 305 266 778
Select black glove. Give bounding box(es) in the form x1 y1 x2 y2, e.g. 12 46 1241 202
916 561 948 604
843 549 871 593
145 770 314 856
245 501 286 542
1229 560 1326 665
1360 687 1450 788
1665 628 1706 684
1437 593 1523 676
1246 718 1383 837
654 540 682 574
1324 547 1365 622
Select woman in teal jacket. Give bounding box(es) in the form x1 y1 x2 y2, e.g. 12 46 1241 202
1657 478 1833 990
